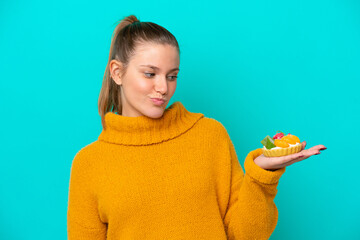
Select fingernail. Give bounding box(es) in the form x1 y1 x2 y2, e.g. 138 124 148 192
320 148 327 150
315 152 321 155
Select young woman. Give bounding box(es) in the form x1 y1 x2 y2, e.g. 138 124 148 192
67 15 326 240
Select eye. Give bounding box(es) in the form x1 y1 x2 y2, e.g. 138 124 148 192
144 72 155 78
168 76 178 81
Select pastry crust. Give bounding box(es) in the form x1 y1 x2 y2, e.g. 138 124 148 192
262 143 302 157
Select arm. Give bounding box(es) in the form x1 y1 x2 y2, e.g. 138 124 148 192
67 151 107 239
223 141 286 240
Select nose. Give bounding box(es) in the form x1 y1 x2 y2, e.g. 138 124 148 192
154 76 168 95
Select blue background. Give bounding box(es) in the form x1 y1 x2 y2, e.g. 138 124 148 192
1 0 359 239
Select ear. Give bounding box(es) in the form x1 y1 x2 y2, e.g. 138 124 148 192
109 59 123 85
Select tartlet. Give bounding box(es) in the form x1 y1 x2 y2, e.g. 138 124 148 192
261 131 302 157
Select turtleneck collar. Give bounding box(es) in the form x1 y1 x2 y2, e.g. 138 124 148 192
98 101 204 146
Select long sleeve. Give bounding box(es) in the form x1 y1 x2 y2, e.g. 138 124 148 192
223 140 286 240
67 151 107 239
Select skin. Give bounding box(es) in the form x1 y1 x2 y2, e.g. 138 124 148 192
109 43 179 118
109 42 327 170
254 141 327 171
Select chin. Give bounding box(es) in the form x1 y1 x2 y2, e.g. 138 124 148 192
145 107 166 119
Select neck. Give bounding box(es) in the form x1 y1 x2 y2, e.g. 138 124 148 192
98 101 204 146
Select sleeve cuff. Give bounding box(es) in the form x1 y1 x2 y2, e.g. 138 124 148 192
244 148 286 184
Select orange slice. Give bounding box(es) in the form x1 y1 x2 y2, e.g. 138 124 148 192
285 134 300 144
274 139 290 148
281 135 297 145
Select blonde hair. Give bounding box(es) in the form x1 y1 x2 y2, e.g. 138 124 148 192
98 14 180 130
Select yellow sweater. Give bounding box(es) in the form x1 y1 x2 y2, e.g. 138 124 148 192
67 101 286 240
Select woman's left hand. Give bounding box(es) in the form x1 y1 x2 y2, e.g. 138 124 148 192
254 141 327 171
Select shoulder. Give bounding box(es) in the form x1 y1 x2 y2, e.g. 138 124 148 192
73 140 99 158
71 140 102 170
69 141 104 187
197 116 231 140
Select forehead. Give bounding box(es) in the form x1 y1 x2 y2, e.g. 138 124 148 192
131 42 179 67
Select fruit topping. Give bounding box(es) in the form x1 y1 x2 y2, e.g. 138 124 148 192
262 131 301 150
273 131 284 140
285 134 300 143
261 135 276 149
281 135 297 144
274 139 290 148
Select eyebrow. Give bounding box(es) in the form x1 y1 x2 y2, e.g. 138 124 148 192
140 64 180 72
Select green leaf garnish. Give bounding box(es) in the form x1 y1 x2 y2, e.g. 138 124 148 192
261 135 276 149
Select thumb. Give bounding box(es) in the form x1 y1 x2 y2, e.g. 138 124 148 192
301 141 307 150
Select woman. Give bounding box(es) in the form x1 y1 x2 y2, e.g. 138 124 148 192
67 15 326 240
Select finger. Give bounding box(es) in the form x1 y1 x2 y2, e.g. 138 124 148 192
276 150 313 168
290 148 323 164
301 141 306 150
318 145 327 150
306 144 327 152
272 151 305 166
299 146 327 158
271 144 326 169
270 153 305 169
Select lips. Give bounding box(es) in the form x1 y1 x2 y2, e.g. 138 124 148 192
151 98 165 105
152 98 165 101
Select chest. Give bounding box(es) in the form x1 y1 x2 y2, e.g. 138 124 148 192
97 140 219 223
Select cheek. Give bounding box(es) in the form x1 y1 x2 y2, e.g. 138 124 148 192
127 76 152 95
138 79 152 91
168 82 177 94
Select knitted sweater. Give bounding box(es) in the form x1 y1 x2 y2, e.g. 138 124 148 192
67 101 286 240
